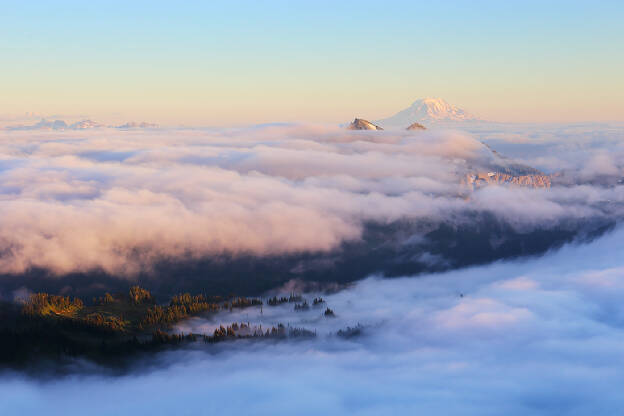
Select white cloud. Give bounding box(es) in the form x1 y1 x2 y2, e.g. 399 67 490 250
3 225 624 414
0 124 621 275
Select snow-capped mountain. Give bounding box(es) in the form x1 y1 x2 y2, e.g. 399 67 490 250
375 98 479 129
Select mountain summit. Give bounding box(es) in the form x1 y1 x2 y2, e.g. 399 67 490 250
376 98 478 129
347 118 384 130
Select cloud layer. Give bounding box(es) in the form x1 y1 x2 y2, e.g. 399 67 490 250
3 224 624 415
0 123 621 277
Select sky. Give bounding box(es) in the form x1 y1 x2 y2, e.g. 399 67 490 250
1 0 623 125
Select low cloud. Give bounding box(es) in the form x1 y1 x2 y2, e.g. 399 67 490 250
3 225 624 414
0 123 621 277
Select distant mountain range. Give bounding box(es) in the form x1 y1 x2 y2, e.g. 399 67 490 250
115 121 159 129
374 98 479 129
7 119 159 131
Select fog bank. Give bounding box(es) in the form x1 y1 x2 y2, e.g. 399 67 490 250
3 225 624 415
0 124 621 290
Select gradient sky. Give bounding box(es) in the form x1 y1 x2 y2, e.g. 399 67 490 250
1 0 623 125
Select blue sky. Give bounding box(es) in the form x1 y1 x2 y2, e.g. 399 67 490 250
1 0 623 124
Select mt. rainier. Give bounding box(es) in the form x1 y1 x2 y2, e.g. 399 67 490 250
375 98 479 129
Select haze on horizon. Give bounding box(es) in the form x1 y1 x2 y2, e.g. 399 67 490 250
1 0 623 126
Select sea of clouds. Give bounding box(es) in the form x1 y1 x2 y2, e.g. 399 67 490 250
1 122 624 414
0 123 622 278
2 222 624 415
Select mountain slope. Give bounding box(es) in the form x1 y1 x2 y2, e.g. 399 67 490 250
464 143 551 190
376 98 478 129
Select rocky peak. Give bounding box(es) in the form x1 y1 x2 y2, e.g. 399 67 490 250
406 122 426 131
347 118 383 131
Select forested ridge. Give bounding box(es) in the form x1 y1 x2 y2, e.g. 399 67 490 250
0 286 317 369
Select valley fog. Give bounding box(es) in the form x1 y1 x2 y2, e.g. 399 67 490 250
0 123 622 298
3 225 624 415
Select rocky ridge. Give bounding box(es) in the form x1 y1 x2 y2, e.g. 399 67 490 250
464 172 551 190
347 118 384 130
